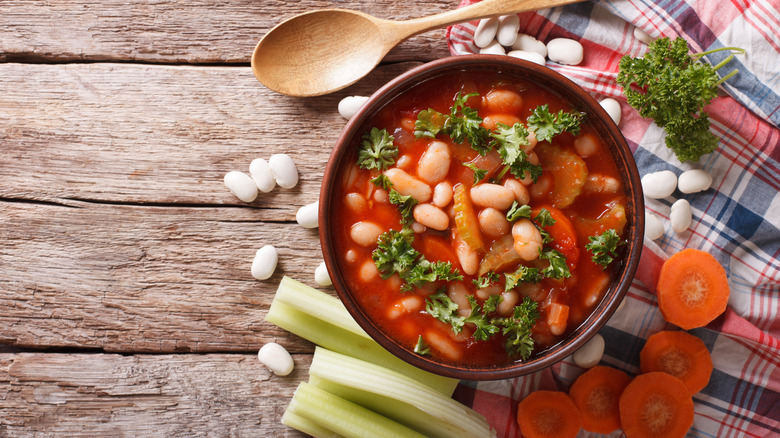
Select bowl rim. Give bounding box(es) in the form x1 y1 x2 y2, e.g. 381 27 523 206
319 55 644 380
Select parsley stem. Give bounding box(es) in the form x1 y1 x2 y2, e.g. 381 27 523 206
691 46 745 60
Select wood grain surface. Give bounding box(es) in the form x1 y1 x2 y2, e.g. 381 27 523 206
1 0 463 434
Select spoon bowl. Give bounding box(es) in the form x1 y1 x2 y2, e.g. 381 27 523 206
251 0 585 96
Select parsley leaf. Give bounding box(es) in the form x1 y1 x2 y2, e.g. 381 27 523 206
540 248 571 279
414 109 447 139
527 104 584 142
370 174 393 190
533 208 556 227
463 162 488 185
357 127 398 171
413 335 430 355
586 229 625 269
425 290 466 333
496 297 540 360
473 271 500 289
506 201 533 222
505 265 542 290
490 123 543 181
465 296 502 341
389 189 418 225
445 93 491 155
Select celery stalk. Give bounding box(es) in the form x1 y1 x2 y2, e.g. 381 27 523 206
266 278 459 396
286 382 427 438
308 347 494 438
281 409 342 438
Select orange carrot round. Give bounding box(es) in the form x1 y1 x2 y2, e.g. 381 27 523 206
533 205 580 270
619 372 694 438
568 365 632 434
656 248 730 329
517 390 582 438
640 330 713 395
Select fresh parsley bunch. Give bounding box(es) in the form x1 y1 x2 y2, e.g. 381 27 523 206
617 37 744 162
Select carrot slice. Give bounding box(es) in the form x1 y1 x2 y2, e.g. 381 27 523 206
619 372 694 438
573 201 627 244
477 234 521 275
656 248 730 330
517 390 582 438
639 330 713 395
569 365 632 434
535 143 588 208
532 205 579 270
453 183 485 252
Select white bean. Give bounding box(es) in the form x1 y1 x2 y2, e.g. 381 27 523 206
411 221 427 233
344 192 367 214
507 50 546 65
633 26 654 44
448 282 472 317
433 181 453 208
599 98 622 126
470 183 515 210
251 245 278 280
645 211 664 240
384 168 432 202
396 154 413 170
479 40 506 55
512 219 542 261
497 290 519 316
350 221 383 247
387 295 423 319
670 199 692 233
497 15 520 46
258 342 294 376
413 204 449 231
641 170 677 199
504 178 530 205
373 188 388 203
249 158 276 193
337 95 369 120
678 169 712 194
268 154 299 189
572 334 605 369
475 284 502 300
359 259 379 282
473 17 499 48
314 261 332 287
296 201 319 229
224 171 258 203
455 238 479 276
511 34 547 57
546 38 584 65
478 207 510 238
417 141 451 184
573 132 601 158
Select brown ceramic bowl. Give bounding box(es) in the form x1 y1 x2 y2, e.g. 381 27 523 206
319 55 644 380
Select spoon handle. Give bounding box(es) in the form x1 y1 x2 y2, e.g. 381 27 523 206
396 0 585 37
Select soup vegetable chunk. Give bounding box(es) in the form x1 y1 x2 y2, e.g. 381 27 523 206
333 73 628 367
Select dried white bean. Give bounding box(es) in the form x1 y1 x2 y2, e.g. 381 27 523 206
258 342 294 376
337 95 369 120
670 199 692 233
224 171 258 203
497 15 520 46
296 201 319 229
249 158 276 193
413 204 449 231
384 168 432 202
633 26 654 44
546 38 584 65
479 40 506 55
251 245 278 280
599 98 622 126
678 169 712 194
511 34 547 57
417 141 451 184
268 154 298 189
474 17 499 48
350 221 383 247
314 261 332 287
507 50 546 65
572 334 605 369
433 181 453 208
470 183 515 210
645 211 664 240
641 170 677 199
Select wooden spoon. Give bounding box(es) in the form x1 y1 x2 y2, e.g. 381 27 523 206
251 0 584 96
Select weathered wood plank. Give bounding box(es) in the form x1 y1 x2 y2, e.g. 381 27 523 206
0 61 421 208
0 200 325 353
0 353 307 436
0 0 455 64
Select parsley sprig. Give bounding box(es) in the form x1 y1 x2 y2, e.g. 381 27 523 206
586 229 625 269
414 93 491 154
388 189 418 225
357 128 398 171
527 104 584 142
617 37 745 162
490 123 543 182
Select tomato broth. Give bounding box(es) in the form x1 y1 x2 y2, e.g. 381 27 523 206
332 72 628 367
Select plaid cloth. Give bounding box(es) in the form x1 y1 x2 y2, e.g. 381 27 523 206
446 1 780 437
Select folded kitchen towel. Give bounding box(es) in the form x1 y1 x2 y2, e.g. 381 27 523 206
446 1 780 437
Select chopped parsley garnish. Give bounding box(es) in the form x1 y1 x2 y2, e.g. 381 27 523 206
473 271 500 289
506 201 532 222
586 229 625 269
370 174 393 190
617 37 744 162
357 127 398 171
425 290 465 333
413 92 491 155
372 228 462 291
490 122 542 182
540 248 571 279
527 104 584 142
414 109 447 139
465 295 503 341
413 335 430 356
505 265 542 290
388 189 418 225
463 162 488 184
498 297 540 360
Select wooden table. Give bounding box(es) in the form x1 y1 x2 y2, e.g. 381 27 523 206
0 1 455 434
